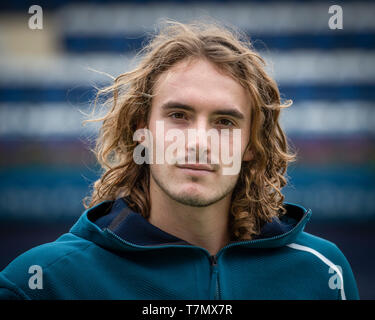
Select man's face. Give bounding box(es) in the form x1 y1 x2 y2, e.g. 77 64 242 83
146 58 252 207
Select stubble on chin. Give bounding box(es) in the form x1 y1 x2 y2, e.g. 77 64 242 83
149 165 237 208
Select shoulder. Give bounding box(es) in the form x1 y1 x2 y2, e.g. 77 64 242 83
0 232 94 299
285 231 353 273
285 231 360 300
289 232 342 256
2 232 93 273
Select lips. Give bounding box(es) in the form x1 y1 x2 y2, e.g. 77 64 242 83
176 164 214 171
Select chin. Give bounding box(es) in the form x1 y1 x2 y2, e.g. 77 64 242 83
173 194 213 207
178 183 207 195
172 184 206 198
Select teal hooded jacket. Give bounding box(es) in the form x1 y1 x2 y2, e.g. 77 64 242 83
0 198 359 300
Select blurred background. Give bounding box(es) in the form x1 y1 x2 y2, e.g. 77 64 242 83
0 0 374 299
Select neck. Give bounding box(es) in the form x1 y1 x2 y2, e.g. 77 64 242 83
148 178 231 256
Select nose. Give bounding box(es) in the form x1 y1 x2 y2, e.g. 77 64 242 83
185 118 211 164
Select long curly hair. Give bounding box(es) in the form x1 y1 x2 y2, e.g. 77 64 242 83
82 19 296 241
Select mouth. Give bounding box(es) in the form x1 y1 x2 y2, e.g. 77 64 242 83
175 164 215 176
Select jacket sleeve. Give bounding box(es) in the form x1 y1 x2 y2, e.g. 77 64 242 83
331 243 360 300
0 273 30 300
0 288 23 300
292 232 360 300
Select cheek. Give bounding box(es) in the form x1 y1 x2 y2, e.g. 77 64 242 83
217 130 244 158
150 123 188 164
236 127 250 156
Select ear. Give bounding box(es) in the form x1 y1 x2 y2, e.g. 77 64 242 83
134 119 149 146
136 119 147 131
243 146 253 162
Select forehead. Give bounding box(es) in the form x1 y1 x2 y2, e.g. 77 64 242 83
151 58 251 117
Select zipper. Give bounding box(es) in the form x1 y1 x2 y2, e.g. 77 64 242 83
210 255 220 300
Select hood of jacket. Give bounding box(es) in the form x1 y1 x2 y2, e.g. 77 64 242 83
70 197 312 254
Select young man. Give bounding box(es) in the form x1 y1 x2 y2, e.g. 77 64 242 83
0 20 359 300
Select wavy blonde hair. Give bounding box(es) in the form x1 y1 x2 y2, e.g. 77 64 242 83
82 19 296 241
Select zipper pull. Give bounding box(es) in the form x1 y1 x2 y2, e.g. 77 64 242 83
210 255 217 266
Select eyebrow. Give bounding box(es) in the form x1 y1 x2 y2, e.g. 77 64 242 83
160 101 245 120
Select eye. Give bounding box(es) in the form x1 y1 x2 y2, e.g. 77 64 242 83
217 118 235 127
169 112 187 120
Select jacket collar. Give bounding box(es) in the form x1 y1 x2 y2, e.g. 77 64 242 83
95 198 188 246
70 197 311 250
